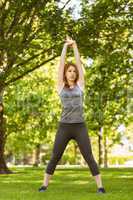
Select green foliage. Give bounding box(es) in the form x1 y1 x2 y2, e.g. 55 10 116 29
4 63 61 157
77 0 132 149
0 0 74 87
109 156 133 165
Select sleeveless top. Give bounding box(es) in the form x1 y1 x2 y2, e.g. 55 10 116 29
58 83 85 123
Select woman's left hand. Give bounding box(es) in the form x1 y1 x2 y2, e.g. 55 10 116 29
65 35 76 47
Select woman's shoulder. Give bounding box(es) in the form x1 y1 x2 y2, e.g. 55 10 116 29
56 82 84 95
77 81 84 92
56 82 65 95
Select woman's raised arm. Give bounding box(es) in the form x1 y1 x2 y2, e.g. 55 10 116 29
72 41 85 91
57 43 68 93
57 36 74 94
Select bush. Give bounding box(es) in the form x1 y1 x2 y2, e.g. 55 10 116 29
109 156 133 165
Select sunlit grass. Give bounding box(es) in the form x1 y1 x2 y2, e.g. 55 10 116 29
0 167 133 200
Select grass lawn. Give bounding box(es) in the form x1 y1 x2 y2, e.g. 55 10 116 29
0 167 133 200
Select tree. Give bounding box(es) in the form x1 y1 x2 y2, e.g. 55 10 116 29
0 0 74 173
79 0 132 167
4 63 60 166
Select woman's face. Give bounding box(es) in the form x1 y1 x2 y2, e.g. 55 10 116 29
65 66 77 83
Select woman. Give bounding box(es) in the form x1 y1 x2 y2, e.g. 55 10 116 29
38 36 106 194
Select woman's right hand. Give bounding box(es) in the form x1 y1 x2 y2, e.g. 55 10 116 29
65 35 76 47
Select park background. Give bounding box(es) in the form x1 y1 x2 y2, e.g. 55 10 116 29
0 0 132 200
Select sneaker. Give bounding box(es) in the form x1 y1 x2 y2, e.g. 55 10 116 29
38 185 47 192
97 187 106 194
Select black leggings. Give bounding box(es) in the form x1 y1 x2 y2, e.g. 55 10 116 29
46 122 99 176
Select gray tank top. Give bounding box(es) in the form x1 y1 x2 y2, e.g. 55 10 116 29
59 84 85 123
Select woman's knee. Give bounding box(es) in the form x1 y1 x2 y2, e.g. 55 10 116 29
84 153 96 164
50 153 62 163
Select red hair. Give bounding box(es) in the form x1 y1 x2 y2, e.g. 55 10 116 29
63 62 79 88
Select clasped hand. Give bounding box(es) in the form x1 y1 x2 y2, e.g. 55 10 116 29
65 35 76 48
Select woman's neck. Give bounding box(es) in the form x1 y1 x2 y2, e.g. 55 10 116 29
67 81 75 88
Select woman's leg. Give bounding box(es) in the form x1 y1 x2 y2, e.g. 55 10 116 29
94 174 103 188
43 173 52 187
74 123 104 189
42 123 71 187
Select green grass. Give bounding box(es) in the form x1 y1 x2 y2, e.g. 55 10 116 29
0 167 133 200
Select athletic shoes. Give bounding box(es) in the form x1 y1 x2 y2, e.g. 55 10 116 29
38 185 106 193
38 185 47 192
97 187 106 194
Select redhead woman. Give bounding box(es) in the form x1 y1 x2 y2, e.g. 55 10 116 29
38 36 106 194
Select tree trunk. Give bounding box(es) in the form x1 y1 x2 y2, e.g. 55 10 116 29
33 144 41 167
0 89 12 173
98 127 103 166
103 135 108 168
73 142 78 164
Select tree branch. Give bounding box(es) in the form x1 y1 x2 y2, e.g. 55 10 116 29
5 42 62 73
5 55 59 86
61 0 72 10
15 47 55 68
5 9 20 37
0 0 8 10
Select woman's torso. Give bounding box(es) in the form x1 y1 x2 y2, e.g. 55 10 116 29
58 83 85 123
